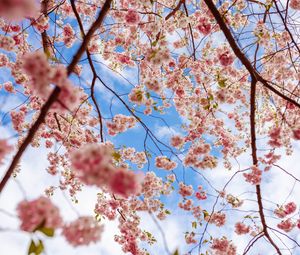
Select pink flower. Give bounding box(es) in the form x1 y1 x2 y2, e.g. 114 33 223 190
178 182 194 197
0 53 9 67
141 172 163 198
170 135 185 149
0 139 13 164
144 78 161 92
297 219 300 229
268 127 282 147
284 202 297 215
63 24 75 48
277 219 295 232
63 216 104 246
0 35 15 51
107 114 136 136
155 156 177 171
51 66 83 112
109 168 143 198
290 0 300 10
207 212 226 227
195 191 207 200
292 129 300 140
3 81 15 93
197 17 212 35
17 196 62 232
243 166 262 185
274 207 287 218
0 0 39 21
22 51 53 98
71 143 114 187
234 222 250 235
33 14 49 32
125 10 140 25
218 50 234 66
211 237 237 255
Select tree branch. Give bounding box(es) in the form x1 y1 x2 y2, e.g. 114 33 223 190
0 0 112 194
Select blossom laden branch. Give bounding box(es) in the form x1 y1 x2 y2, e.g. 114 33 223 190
0 0 113 194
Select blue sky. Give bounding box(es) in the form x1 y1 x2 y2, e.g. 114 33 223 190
1 1 300 255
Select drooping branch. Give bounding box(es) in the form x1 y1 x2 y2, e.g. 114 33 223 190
203 0 283 253
70 0 104 142
0 0 113 194
250 78 281 254
203 0 300 109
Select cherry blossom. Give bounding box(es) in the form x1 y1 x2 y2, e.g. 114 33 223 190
17 196 62 232
70 143 114 187
108 168 142 198
243 166 262 185
290 0 300 10
22 51 53 98
211 237 237 255
277 219 295 233
1 0 300 254
0 0 39 21
234 222 250 235
155 156 177 171
62 216 104 246
0 139 13 165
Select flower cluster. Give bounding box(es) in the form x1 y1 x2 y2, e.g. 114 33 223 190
109 168 143 198
211 237 237 255
17 196 62 232
62 24 76 48
70 143 114 187
0 139 13 164
290 0 300 10
170 135 185 149
71 143 142 197
234 222 250 235
107 114 136 136
243 166 262 185
125 9 140 25
0 0 39 21
178 182 194 197
274 202 297 218
62 216 104 246
155 156 177 171
22 51 53 98
0 35 15 51
185 232 197 244
196 16 212 35
217 47 234 66
22 51 82 111
277 219 295 233
206 212 226 227
268 127 282 148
